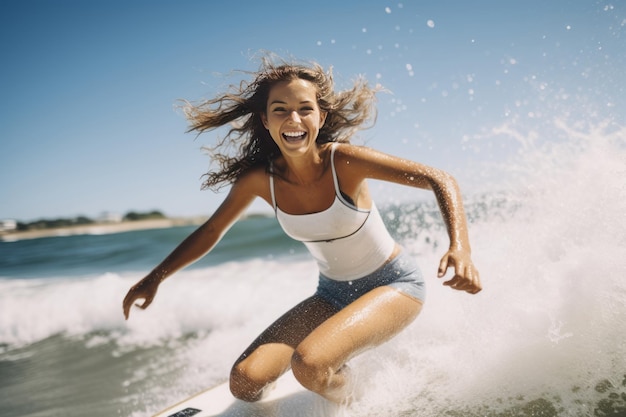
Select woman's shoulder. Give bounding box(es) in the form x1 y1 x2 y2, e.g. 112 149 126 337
332 142 382 164
332 141 419 180
220 165 271 206
235 164 269 185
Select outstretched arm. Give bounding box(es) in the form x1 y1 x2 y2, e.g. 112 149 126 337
122 175 260 319
336 144 481 294
428 170 481 294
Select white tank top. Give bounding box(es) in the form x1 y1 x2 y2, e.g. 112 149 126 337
270 144 396 281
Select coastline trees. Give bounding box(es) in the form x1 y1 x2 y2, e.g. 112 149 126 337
14 210 166 231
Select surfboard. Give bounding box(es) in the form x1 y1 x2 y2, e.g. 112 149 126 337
152 370 338 417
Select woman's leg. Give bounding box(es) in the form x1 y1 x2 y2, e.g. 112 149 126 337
291 286 423 403
230 286 422 403
229 295 339 402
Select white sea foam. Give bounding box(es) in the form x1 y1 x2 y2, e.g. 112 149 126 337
347 118 626 415
0 258 318 349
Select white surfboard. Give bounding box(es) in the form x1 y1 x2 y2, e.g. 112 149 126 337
152 370 340 417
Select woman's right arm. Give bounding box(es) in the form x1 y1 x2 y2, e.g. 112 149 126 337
122 171 264 319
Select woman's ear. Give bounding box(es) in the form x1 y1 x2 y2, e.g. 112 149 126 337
261 112 269 129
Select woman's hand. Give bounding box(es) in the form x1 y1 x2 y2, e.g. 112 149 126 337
123 275 160 320
437 249 482 294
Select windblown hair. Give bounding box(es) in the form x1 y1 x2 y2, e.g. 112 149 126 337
183 57 380 190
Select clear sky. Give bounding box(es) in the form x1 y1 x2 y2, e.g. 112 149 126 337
1 0 624 221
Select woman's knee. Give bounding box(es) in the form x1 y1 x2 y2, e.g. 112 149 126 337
229 362 257 402
229 344 292 402
229 360 272 402
290 346 334 393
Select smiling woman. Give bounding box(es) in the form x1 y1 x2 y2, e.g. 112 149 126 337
182 58 378 191
123 55 481 407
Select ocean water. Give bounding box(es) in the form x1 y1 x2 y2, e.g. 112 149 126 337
1 119 625 417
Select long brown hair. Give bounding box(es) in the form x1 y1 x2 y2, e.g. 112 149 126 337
183 56 380 190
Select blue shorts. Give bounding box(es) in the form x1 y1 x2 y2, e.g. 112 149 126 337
315 250 426 310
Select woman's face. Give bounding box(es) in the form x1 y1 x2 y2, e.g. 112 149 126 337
261 79 327 158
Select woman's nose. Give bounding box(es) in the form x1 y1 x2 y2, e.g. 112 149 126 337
288 111 301 123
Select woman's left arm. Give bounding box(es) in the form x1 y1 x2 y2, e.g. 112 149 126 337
427 169 482 294
340 144 482 294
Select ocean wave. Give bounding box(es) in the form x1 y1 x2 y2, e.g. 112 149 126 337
0 258 319 350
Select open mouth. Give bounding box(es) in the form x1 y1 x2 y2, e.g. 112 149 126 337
282 131 307 142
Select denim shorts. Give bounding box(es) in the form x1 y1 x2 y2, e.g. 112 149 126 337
315 250 426 310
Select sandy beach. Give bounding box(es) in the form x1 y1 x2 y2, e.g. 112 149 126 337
0 217 207 242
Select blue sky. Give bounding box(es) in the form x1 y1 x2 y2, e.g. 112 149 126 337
1 0 624 221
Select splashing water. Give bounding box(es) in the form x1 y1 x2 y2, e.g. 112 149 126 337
344 117 626 416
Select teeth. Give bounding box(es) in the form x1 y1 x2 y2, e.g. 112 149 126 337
283 131 306 138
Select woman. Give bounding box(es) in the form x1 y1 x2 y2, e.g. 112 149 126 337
122 58 481 404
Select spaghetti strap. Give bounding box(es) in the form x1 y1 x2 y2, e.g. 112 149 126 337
330 143 357 208
269 163 277 211
330 143 342 197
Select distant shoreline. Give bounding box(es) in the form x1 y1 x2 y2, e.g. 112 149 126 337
0 217 207 242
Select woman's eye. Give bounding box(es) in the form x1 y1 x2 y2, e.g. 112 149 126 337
270 106 314 114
